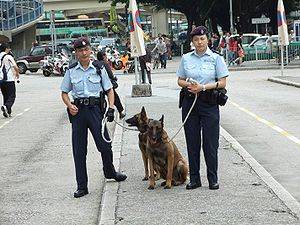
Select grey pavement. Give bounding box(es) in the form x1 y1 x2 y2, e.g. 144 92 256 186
100 58 300 224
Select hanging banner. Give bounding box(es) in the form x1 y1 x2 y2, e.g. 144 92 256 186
277 0 289 46
128 0 146 57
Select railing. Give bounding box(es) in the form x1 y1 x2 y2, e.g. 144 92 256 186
223 43 300 66
0 0 44 31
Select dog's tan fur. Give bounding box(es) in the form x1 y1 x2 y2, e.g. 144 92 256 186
125 107 159 181
146 115 188 189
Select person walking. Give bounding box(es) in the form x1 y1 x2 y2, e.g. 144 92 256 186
97 51 126 119
0 43 19 118
176 26 229 190
60 37 127 198
152 37 167 69
139 46 152 84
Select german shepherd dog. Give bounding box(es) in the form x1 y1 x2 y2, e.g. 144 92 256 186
147 115 188 189
125 107 158 181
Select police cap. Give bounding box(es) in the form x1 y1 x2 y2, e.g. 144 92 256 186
73 37 90 49
190 26 208 39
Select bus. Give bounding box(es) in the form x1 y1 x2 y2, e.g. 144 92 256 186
36 18 108 43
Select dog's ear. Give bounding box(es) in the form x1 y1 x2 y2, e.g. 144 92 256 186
141 106 147 118
159 115 164 127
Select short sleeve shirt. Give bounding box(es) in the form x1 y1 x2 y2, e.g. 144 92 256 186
60 61 112 99
176 48 229 84
0 52 17 81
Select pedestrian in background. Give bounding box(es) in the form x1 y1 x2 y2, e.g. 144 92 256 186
152 37 167 69
60 37 127 198
177 26 229 190
139 45 152 84
97 51 126 119
0 43 19 118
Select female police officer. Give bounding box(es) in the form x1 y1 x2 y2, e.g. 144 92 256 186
177 26 229 190
60 37 126 198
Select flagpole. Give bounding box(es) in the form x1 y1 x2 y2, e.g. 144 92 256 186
134 57 138 84
281 45 284 76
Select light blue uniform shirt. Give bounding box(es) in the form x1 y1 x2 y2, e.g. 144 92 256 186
60 61 112 99
176 48 229 84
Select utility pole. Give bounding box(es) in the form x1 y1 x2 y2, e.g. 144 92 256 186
229 0 234 33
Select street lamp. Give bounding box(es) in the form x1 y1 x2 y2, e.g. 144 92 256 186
229 0 234 33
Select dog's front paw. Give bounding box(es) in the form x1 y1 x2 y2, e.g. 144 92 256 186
142 177 149 181
148 185 155 190
164 185 171 189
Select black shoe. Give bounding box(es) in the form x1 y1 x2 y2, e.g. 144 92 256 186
209 183 219 190
74 189 88 198
1 106 8 118
186 181 201 190
106 172 127 182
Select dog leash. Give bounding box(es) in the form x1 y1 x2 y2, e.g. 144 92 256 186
113 119 139 131
101 106 113 143
101 99 139 143
168 94 198 143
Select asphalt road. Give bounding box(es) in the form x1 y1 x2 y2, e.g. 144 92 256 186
117 64 300 205
221 69 300 203
1 63 300 224
0 73 105 225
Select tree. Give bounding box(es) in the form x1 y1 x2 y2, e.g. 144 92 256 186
99 0 298 34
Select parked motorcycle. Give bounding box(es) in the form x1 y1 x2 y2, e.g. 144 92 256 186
105 47 123 70
40 53 69 77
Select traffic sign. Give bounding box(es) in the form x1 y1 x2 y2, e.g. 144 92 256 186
251 17 271 24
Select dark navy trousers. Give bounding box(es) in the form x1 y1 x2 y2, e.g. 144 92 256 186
71 105 116 190
182 96 220 185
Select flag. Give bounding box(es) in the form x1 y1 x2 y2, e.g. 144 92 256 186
128 0 146 57
277 0 289 46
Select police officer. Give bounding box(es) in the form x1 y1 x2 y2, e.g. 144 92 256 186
176 26 229 190
60 37 127 198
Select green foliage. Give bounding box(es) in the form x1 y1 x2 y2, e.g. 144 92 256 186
99 0 299 33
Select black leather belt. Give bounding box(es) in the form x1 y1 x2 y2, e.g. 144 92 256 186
74 97 100 106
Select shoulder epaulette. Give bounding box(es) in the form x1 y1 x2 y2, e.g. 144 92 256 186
68 61 78 69
211 49 223 56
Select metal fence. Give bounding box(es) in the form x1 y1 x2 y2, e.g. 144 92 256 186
223 44 300 66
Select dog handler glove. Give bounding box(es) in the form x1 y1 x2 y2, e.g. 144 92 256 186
107 108 115 122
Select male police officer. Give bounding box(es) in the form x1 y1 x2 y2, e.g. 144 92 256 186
177 26 228 190
60 37 127 198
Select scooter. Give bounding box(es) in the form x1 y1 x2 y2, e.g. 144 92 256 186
105 47 123 70
40 53 69 77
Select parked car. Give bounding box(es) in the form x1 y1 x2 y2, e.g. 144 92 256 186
17 44 73 74
230 33 261 48
244 35 278 55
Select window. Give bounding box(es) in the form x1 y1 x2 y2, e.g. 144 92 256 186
31 47 45 56
254 38 267 46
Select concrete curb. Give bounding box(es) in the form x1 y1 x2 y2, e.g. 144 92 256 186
221 127 300 219
228 65 300 71
98 119 124 225
268 77 300 88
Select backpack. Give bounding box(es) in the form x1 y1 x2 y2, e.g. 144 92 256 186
0 54 8 82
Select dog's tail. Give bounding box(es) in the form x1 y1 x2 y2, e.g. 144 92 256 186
177 160 188 184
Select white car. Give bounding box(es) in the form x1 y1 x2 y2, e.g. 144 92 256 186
230 33 261 47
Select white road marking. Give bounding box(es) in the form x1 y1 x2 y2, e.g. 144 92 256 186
229 100 300 146
0 108 31 129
